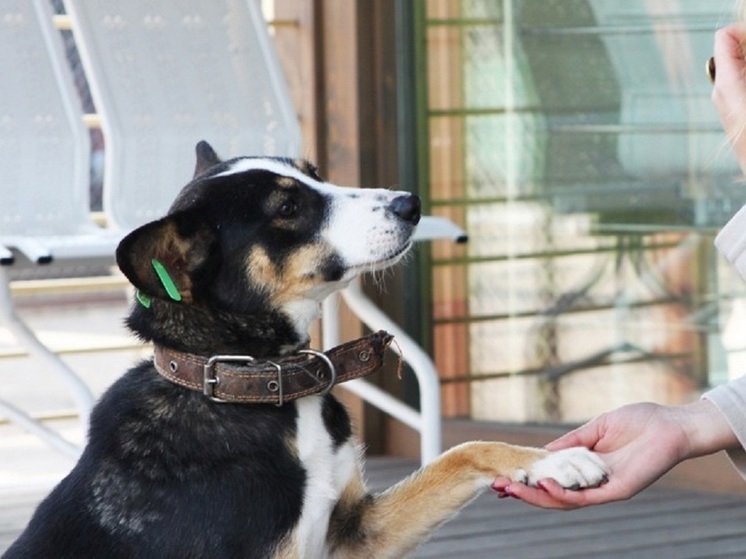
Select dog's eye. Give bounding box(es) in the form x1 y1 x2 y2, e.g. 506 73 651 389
278 199 299 218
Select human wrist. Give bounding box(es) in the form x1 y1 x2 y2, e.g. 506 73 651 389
678 399 739 459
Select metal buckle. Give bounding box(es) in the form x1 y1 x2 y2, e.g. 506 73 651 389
203 354 256 403
203 350 335 405
203 355 286 406
298 349 337 396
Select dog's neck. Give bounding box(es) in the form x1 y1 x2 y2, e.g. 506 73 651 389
126 298 308 358
279 298 324 343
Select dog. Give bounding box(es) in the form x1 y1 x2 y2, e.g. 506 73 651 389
4 141 607 559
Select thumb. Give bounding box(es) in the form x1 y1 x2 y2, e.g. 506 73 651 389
545 420 602 452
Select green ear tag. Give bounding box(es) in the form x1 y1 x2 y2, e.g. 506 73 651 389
151 259 183 302
135 290 152 308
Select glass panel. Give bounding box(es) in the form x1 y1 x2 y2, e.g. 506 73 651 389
419 0 743 423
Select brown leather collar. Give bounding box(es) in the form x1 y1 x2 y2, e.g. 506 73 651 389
153 330 394 405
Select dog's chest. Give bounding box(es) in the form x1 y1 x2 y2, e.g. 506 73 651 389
292 396 357 558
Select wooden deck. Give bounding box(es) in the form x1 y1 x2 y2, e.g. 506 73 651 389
4 454 746 558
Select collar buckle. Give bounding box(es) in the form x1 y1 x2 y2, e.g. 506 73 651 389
203 354 256 403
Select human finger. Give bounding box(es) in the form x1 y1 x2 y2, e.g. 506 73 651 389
499 477 622 510
491 480 588 510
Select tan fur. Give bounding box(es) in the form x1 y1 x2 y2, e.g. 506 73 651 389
125 221 193 304
246 244 332 307
276 176 295 188
153 228 195 302
271 537 299 559
329 442 547 559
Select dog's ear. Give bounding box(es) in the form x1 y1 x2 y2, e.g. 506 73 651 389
116 211 216 304
194 140 222 178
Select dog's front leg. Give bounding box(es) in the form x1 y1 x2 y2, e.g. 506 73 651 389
329 441 606 559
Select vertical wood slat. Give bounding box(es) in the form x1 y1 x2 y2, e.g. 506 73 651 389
271 0 322 164
422 0 471 417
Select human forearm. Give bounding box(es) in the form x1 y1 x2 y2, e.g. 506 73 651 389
677 399 740 459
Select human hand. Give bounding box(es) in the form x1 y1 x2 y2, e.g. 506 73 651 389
711 24 746 174
491 400 736 510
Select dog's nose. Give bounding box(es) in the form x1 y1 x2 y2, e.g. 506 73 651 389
390 194 421 225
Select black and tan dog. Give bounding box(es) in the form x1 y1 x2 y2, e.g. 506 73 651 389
4 142 606 559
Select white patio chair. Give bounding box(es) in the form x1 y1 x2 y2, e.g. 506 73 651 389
0 0 120 266
64 0 302 231
0 0 121 458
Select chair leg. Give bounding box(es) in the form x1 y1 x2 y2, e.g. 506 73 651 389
0 266 92 457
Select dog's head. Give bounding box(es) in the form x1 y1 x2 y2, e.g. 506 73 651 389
116 141 420 352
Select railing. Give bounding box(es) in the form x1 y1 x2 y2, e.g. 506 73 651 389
322 218 467 466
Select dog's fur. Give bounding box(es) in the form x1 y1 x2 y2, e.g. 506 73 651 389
4 142 606 559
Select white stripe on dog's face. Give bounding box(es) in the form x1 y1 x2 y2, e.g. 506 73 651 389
215 158 416 280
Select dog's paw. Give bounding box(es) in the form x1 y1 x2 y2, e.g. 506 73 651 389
514 447 608 490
